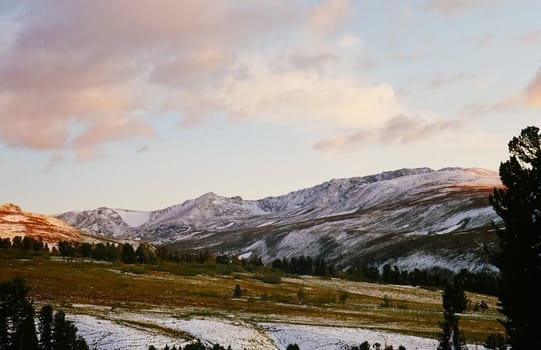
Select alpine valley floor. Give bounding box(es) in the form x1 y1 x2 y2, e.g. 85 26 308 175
1 253 503 350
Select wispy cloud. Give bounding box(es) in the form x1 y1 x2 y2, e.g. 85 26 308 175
314 115 465 152
309 0 351 34
43 154 64 173
314 130 369 153
518 31 541 46
380 114 464 143
469 68 541 113
170 56 403 127
135 145 150 155
428 73 477 89
522 69 541 107
425 0 493 16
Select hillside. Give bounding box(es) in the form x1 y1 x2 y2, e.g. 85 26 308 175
57 167 503 271
0 203 86 244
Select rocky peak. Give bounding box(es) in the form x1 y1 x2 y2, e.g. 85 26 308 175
0 203 22 212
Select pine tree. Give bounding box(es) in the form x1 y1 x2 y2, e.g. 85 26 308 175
39 304 54 350
233 284 242 298
489 125 541 349
0 278 37 349
17 303 39 350
437 280 467 350
0 308 8 350
122 243 137 264
52 310 89 350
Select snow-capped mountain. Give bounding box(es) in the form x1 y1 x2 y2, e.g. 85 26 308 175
57 167 503 271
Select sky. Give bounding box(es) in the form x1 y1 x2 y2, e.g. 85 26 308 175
0 0 540 214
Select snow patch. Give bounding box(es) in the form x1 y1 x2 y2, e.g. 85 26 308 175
116 209 151 227
216 222 235 229
261 323 438 350
238 251 252 259
68 314 183 350
257 220 278 227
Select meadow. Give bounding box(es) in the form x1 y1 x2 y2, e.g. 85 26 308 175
0 249 503 349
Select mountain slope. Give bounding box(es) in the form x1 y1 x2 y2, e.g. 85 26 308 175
0 203 85 243
57 167 502 271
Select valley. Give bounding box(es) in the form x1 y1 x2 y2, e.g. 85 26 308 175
0 167 506 349
1 250 502 349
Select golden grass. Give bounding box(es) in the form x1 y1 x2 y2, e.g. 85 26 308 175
0 254 503 343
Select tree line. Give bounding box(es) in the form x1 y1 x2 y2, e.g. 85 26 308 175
0 236 499 295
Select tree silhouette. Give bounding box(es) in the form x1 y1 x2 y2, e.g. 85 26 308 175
233 284 242 298
39 305 54 350
489 125 541 349
438 279 467 350
122 243 137 264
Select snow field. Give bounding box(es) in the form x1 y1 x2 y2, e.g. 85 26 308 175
70 311 490 350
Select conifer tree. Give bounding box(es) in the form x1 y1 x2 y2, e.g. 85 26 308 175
17 303 38 350
52 310 89 350
39 304 54 350
489 126 541 349
438 280 467 350
233 284 242 298
122 243 137 264
0 278 36 349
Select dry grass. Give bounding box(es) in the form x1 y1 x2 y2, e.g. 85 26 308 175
0 253 503 342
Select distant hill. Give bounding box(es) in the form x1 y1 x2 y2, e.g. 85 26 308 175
57 167 503 272
1 203 94 244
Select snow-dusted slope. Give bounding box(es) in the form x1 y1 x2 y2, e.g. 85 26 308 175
0 203 86 243
57 167 503 271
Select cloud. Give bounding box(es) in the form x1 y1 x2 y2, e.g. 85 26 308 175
521 69 541 107
472 34 496 48
0 0 295 156
287 50 338 72
380 114 464 143
314 115 465 152
43 153 64 173
136 145 150 154
166 54 403 128
309 0 351 34
313 130 369 152
149 47 235 87
0 0 407 158
479 69 541 112
427 73 476 89
73 116 154 149
518 31 541 46
425 0 491 16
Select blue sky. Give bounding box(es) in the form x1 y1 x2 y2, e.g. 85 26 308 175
0 0 540 214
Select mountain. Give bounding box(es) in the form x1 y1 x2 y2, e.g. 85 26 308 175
0 203 85 244
57 167 503 272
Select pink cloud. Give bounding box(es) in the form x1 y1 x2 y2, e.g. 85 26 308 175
313 130 369 153
314 115 465 152
522 69 541 107
74 117 154 148
309 0 351 34
425 0 492 15
150 48 235 87
380 115 464 144
480 69 541 112
519 31 541 46
0 0 295 156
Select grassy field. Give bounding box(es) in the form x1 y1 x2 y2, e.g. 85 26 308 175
0 250 504 345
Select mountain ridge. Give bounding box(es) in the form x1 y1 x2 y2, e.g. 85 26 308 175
56 167 503 272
